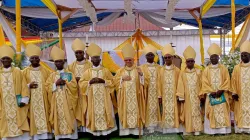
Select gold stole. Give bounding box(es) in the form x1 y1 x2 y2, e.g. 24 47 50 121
54 73 71 135
210 67 226 128
91 67 108 130
30 70 48 134
124 65 138 128
1 71 22 137
240 64 250 128
146 65 158 126
185 69 202 131
163 66 175 128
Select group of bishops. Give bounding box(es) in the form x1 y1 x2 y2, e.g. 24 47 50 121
0 38 250 140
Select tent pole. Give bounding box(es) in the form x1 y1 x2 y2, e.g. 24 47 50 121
189 10 205 65
231 0 236 51
15 0 21 60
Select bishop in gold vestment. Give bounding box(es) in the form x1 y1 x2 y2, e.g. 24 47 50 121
176 46 203 135
231 40 250 133
66 38 92 131
140 44 161 133
114 44 145 136
23 44 52 140
159 44 182 133
0 45 30 140
201 43 231 135
45 46 78 139
79 43 117 136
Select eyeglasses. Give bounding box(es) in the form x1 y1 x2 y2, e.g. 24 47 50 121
164 56 172 59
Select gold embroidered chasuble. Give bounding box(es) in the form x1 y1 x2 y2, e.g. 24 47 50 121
22 66 52 136
176 68 203 133
201 64 231 129
140 63 161 128
79 67 116 131
114 66 145 129
67 60 92 127
45 70 78 136
0 67 30 138
231 63 250 128
67 60 92 77
159 65 180 129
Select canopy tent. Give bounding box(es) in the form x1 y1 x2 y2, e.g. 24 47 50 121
2 0 249 8
0 0 249 67
1 0 249 35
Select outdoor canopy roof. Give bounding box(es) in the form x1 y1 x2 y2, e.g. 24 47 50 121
2 0 249 8
1 0 249 35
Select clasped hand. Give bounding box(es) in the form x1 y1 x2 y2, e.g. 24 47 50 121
29 81 38 89
56 78 66 86
210 90 224 98
89 77 105 85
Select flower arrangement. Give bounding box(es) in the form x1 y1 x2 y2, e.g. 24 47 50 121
12 52 25 70
220 48 241 76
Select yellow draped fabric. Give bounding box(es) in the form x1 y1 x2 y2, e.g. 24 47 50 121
0 25 5 47
177 68 203 133
102 52 120 73
230 14 250 52
79 67 116 131
200 64 231 128
58 19 63 49
41 0 58 16
0 67 30 138
201 0 216 17
198 19 205 64
15 0 21 60
45 70 78 136
231 0 236 51
114 29 163 51
22 66 52 136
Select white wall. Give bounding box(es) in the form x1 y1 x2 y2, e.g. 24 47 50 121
64 35 211 65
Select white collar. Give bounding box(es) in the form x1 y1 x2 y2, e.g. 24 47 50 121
57 69 64 73
211 64 219 68
165 65 172 69
77 59 85 65
147 62 155 66
92 65 101 69
3 67 11 72
31 66 40 70
243 61 250 65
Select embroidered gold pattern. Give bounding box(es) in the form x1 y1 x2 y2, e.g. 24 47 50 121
55 74 71 134
147 66 158 127
241 66 250 128
210 68 226 128
75 64 85 77
186 72 202 131
30 71 48 134
125 69 138 128
1 72 22 137
163 69 175 128
92 69 108 130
